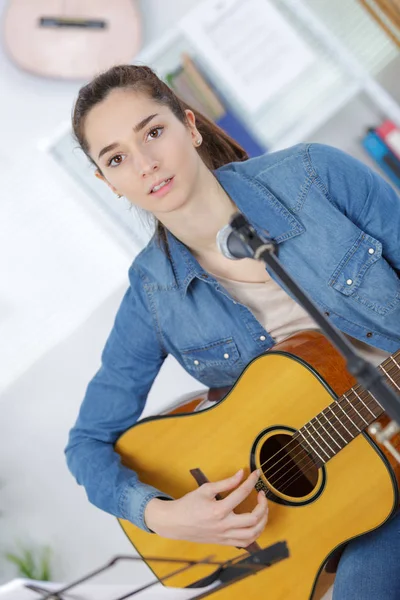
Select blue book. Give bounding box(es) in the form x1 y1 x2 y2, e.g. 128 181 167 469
362 129 400 189
190 57 266 158
216 110 266 158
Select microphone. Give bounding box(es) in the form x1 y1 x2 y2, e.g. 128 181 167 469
216 223 253 260
217 212 273 260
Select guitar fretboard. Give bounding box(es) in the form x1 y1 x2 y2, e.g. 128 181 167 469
295 349 400 464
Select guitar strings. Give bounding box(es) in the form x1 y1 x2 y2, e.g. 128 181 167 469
260 384 387 497
274 361 400 488
261 379 389 488
259 386 380 484
257 358 399 476
260 377 400 497
254 361 400 496
258 378 380 476
278 370 400 495
256 394 375 495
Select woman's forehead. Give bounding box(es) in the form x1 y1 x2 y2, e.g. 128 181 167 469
87 90 163 127
85 91 169 154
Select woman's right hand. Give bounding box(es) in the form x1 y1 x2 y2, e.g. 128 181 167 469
144 469 268 547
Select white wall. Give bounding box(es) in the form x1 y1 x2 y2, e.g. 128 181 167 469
0 286 203 585
0 0 205 586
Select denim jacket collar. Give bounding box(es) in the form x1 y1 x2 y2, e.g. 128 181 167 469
167 166 305 297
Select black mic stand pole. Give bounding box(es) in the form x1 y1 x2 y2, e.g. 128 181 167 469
227 213 400 425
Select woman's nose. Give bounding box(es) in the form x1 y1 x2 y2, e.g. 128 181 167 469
136 153 160 177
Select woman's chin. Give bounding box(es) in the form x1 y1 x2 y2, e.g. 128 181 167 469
151 193 191 215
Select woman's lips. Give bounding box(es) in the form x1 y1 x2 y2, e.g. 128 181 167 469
150 177 174 197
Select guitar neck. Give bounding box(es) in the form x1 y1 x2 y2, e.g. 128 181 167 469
296 349 400 464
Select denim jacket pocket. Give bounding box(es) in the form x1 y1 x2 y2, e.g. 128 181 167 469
180 337 244 386
329 231 400 315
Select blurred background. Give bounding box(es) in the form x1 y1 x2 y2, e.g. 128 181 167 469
0 0 399 593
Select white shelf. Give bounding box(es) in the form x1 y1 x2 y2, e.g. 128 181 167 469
47 0 400 252
134 0 400 153
271 81 362 151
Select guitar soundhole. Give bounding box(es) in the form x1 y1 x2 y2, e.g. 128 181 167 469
260 433 319 498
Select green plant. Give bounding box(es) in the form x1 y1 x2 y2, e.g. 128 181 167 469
5 545 52 581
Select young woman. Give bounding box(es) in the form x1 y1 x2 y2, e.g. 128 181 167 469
65 64 400 599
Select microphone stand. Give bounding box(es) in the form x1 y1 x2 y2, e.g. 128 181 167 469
227 213 400 424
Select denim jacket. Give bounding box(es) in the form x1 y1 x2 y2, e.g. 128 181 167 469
65 143 400 531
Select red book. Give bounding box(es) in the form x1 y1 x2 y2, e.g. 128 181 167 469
375 120 400 161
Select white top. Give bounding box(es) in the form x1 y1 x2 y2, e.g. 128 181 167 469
212 272 389 368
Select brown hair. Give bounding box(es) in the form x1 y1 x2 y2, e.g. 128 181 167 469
72 64 248 247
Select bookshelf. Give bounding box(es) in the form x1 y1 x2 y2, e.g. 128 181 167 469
134 0 400 153
46 0 400 252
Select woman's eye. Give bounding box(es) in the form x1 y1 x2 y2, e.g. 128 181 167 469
147 126 164 140
107 154 124 167
106 127 163 167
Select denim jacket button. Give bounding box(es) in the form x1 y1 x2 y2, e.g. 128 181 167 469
260 335 266 341
194 359 200 365
368 248 375 254
346 279 353 285
224 353 230 359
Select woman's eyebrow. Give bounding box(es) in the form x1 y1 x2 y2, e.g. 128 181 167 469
133 113 159 133
98 113 159 160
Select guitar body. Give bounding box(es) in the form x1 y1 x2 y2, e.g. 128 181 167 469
3 0 141 78
115 331 400 599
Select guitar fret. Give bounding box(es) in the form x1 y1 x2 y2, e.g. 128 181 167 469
369 390 381 410
382 363 400 392
315 413 342 450
361 386 382 414
351 387 378 418
307 420 333 459
390 354 400 371
298 429 325 464
333 402 358 437
303 424 329 461
296 347 400 466
323 406 349 444
342 392 369 426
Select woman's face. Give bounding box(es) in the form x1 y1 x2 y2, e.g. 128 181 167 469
84 88 205 216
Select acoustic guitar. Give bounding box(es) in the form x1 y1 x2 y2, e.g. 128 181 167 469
2 0 142 79
115 330 400 599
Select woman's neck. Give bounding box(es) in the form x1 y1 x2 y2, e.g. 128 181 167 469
156 167 270 283
157 167 237 257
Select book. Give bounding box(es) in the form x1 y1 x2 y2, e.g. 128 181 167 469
362 129 400 189
181 53 225 119
375 119 400 162
166 54 266 157
166 66 214 118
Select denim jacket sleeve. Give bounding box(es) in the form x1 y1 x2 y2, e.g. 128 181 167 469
306 143 400 273
65 264 171 532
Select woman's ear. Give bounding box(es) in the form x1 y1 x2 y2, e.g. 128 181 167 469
185 109 196 127
184 109 199 141
95 170 120 196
